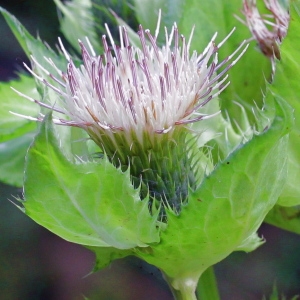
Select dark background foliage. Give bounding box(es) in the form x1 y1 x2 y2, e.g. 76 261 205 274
1 0 300 299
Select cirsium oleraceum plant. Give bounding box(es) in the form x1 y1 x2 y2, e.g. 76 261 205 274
14 18 248 215
3 5 293 300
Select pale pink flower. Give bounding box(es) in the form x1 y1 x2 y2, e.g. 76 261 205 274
239 0 289 60
13 22 247 146
264 0 289 42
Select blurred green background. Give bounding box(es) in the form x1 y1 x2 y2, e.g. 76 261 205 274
1 0 300 299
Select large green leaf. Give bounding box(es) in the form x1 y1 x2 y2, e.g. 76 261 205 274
0 74 38 142
0 133 35 187
0 74 39 187
265 205 300 235
86 246 133 271
266 1 300 207
133 0 183 34
136 96 292 282
53 0 102 53
23 114 160 249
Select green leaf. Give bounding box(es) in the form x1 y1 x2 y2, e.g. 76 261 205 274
0 74 38 187
133 0 183 36
0 133 35 187
133 0 161 31
265 205 300 236
23 114 160 249
53 0 102 53
234 232 265 252
86 246 133 271
0 74 38 142
267 1 300 207
136 96 292 282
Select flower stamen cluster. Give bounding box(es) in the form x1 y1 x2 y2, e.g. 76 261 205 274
14 23 247 140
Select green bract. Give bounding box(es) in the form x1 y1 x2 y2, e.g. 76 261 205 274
23 114 160 249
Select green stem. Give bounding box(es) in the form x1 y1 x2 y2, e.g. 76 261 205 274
163 273 198 300
196 266 220 300
169 285 197 300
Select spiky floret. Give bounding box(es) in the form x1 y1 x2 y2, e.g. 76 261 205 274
12 16 247 214
264 0 289 42
238 0 289 60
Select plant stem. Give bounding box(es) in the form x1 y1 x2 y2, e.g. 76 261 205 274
163 273 198 300
168 284 197 300
162 266 220 300
196 266 220 300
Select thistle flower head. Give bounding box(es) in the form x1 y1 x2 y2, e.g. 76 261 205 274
264 0 289 42
239 0 289 60
14 18 247 213
18 18 247 141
